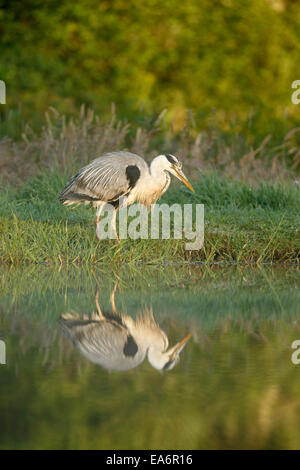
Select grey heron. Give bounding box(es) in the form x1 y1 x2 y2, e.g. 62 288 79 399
59 284 191 371
58 151 194 242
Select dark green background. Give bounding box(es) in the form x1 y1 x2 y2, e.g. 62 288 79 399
1 0 300 138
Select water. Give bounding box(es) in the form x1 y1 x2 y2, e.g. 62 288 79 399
0 265 299 449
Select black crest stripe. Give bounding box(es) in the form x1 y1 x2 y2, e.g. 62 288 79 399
165 154 176 165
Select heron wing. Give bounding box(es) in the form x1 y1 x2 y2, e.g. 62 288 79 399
59 316 146 371
59 151 149 204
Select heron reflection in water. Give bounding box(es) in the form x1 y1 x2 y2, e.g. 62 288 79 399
59 285 191 371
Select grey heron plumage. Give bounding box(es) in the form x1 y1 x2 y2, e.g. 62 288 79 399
58 151 194 242
59 285 191 371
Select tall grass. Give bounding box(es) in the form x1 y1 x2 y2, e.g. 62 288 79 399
1 106 299 188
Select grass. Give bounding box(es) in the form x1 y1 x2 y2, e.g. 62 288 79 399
1 106 300 186
0 169 299 265
0 107 299 265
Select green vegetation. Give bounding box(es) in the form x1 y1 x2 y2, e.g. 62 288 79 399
0 3 299 265
0 168 299 265
1 0 300 142
0 109 299 265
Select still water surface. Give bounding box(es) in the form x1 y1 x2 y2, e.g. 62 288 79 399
0 265 299 449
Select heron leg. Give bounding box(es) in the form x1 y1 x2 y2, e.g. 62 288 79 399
94 286 104 319
111 207 120 244
110 283 118 314
95 203 105 226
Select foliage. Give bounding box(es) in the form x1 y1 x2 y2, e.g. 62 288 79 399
1 0 300 140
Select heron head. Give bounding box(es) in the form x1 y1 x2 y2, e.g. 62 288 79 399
163 154 194 192
148 333 192 371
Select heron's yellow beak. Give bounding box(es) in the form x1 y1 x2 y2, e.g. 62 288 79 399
173 167 194 192
169 333 192 359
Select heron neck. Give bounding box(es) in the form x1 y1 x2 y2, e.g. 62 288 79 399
150 158 164 176
149 160 169 187
147 347 169 370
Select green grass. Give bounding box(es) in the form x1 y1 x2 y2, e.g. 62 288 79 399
0 170 299 265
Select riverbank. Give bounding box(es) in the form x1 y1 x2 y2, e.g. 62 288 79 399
1 170 299 265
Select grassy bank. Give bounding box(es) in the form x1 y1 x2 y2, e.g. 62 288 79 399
0 109 299 265
0 170 299 265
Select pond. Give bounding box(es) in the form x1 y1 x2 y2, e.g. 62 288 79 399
0 265 299 449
